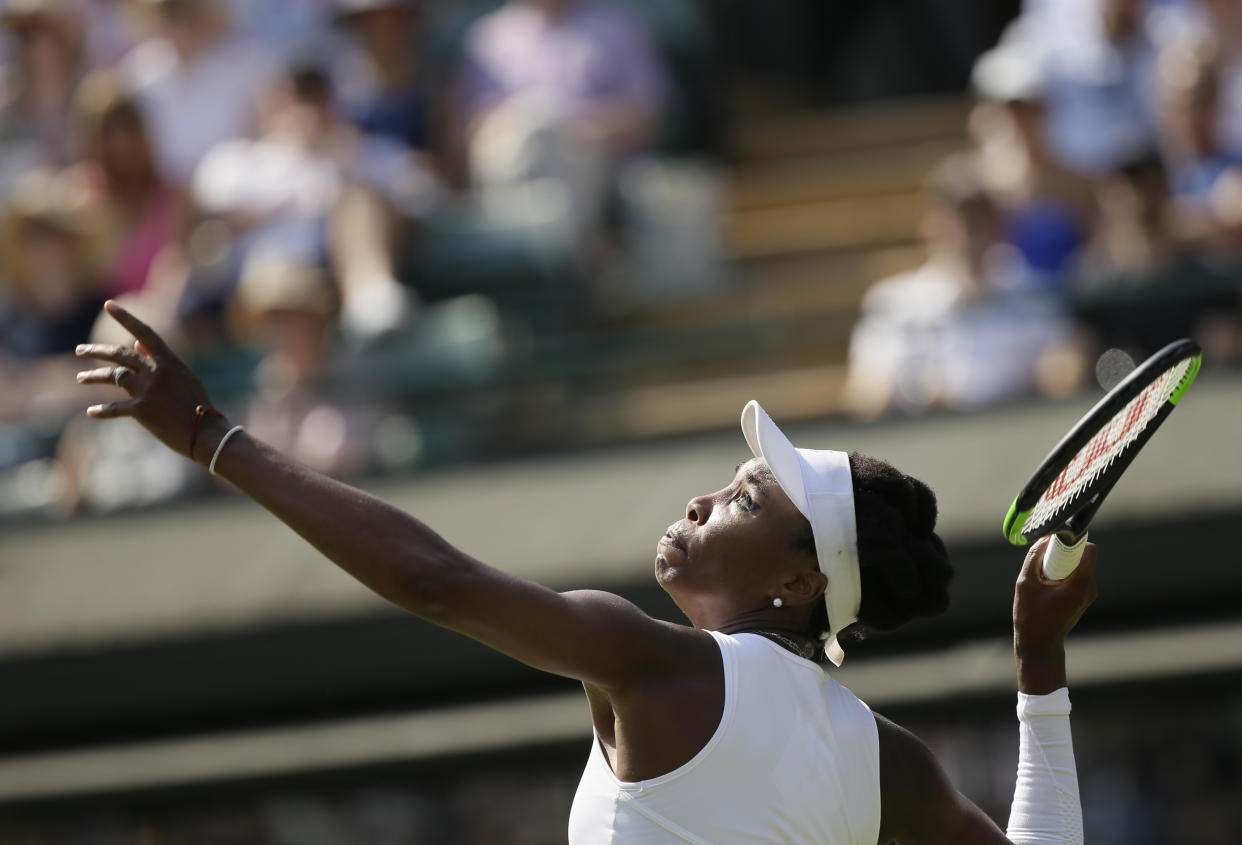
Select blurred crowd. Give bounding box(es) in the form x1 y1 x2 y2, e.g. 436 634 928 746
0 0 721 518
5 0 1242 521
844 0 1242 417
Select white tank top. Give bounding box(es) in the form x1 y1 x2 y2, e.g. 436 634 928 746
568 630 881 845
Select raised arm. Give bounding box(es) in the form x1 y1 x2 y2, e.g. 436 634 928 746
1003 538 1096 845
876 538 1098 845
75 302 702 690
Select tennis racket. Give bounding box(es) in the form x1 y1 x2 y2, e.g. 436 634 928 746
1003 339 1202 580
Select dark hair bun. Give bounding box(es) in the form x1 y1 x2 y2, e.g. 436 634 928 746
848 453 953 633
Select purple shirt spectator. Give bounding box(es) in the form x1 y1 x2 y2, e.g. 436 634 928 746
460 0 665 138
121 2 278 185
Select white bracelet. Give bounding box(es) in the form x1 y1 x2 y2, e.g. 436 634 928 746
209 425 245 476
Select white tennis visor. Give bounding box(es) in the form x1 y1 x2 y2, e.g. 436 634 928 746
741 401 860 666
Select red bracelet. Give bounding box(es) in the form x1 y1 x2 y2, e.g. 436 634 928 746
189 404 226 461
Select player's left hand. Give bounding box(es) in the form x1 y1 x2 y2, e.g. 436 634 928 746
74 300 216 460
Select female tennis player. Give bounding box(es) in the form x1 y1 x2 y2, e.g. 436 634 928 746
77 300 1097 844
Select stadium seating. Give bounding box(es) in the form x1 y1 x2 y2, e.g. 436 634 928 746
391 97 970 459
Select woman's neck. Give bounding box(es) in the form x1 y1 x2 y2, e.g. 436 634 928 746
747 629 820 661
714 620 819 661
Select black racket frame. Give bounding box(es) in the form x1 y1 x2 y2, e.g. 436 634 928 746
1003 338 1202 546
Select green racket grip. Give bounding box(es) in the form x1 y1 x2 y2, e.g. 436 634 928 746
1042 532 1087 581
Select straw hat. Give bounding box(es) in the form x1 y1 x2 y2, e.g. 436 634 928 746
230 247 338 336
0 168 106 299
0 0 73 23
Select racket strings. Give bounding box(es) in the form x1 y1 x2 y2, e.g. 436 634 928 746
1022 358 1196 535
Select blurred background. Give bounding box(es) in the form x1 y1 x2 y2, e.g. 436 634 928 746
0 0 1240 841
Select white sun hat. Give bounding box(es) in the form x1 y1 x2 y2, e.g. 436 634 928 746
741 400 860 667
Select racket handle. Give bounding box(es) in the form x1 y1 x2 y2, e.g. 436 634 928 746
1042 533 1088 581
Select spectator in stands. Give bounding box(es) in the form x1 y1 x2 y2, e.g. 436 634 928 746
843 154 1080 419
1086 149 1179 273
1193 0 1242 157
0 167 107 359
121 0 278 185
994 0 1160 176
72 70 183 300
229 247 381 477
1153 33 1242 245
332 0 429 151
188 63 434 340
1075 146 1242 360
451 0 668 237
969 39 1098 288
0 0 85 193
224 0 337 63
73 0 150 68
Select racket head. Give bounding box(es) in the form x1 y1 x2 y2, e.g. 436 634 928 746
1003 339 1202 546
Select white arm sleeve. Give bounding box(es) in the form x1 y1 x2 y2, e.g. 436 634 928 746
1005 687 1083 845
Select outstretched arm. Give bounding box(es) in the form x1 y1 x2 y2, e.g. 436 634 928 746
876 538 1097 844
75 302 706 691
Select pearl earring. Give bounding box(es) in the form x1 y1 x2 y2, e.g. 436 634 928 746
772 597 783 608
